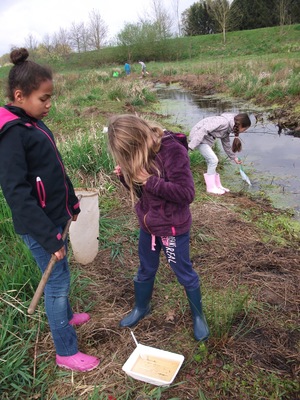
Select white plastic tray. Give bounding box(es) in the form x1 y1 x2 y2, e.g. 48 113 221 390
122 343 184 387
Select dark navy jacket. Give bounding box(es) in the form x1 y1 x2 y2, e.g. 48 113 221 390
135 133 195 236
0 105 80 253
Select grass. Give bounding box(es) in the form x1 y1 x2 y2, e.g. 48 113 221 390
0 191 95 398
240 203 300 247
0 25 300 399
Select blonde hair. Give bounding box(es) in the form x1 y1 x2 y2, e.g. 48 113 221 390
108 114 164 203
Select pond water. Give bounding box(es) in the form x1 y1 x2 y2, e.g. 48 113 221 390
156 83 300 219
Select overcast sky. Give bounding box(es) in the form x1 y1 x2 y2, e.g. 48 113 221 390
0 0 196 56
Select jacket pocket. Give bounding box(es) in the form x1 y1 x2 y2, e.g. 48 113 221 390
36 177 46 208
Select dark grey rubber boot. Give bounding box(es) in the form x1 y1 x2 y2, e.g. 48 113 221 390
185 287 210 341
119 279 155 328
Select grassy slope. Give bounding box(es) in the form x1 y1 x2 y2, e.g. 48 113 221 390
60 24 300 69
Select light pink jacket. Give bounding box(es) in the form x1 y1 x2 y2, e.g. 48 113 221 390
188 113 236 160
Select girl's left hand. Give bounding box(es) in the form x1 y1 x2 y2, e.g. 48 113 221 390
114 165 122 176
234 157 242 164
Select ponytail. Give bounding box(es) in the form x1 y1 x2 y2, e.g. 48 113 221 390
232 135 242 153
231 113 251 153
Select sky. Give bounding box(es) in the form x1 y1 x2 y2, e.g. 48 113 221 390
0 0 196 57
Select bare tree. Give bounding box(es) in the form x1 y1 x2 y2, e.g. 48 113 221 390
42 34 53 53
207 0 231 44
35 34 54 60
69 22 85 53
24 34 38 51
142 0 173 39
171 0 181 36
52 28 71 58
278 0 292 26
81 24 90 53
88 9 109 50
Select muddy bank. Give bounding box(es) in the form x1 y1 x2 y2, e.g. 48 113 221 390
153 74 300 132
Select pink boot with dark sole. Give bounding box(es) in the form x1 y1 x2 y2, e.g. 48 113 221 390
69 312 91 326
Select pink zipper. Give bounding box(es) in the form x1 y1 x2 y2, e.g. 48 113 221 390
32 122 72 218
36 176 46 208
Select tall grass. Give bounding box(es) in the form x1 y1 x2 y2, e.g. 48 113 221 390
223 57 300 103
0 192 48 397
59 125 114 187
0 192 94 398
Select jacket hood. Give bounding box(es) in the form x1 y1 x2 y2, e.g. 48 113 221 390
221 113 236 130
0 105 36 137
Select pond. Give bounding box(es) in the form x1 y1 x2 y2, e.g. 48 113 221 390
156 83 300 219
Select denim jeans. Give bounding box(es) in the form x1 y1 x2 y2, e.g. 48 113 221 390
197 143 219 175
137 229 199 290
22 228 78 356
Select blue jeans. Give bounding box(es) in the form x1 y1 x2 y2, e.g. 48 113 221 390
137 229 199 290
197 143 218 175
22 228 78 356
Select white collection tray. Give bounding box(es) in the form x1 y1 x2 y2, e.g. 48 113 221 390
122 343 184 387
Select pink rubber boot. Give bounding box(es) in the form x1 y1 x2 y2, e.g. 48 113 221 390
56 352 100 372
203 173 225 195
215 173 230 192
69 312 91 326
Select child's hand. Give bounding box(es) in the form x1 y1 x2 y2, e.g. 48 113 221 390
114 165 122 176
54 245 66 260
234 157 242 164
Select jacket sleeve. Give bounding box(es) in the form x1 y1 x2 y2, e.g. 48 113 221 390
56 144 80 216
145 144 195 204
221 135 236 160
65 174 81 215
0 127 65 253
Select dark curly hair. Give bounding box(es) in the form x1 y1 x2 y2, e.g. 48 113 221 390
6 48 52 101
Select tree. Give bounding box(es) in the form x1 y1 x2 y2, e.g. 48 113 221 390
117 20 162 60
277 0 300 25
141 0 173 40
88 9 108 50
69 22 87 53
171 0 181 36
41 34 53 54
229 0 278 30
24 34 38 51
206 0 231 43
117 0 175 62
52 28 72 59
182 1 216 36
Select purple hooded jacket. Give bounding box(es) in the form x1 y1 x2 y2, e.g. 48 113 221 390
133 132 195 236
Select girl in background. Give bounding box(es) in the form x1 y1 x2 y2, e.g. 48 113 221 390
108 114 209 342
188 113 251 194
0 48 100 372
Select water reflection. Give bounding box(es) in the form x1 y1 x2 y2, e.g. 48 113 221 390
156 84 300 218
